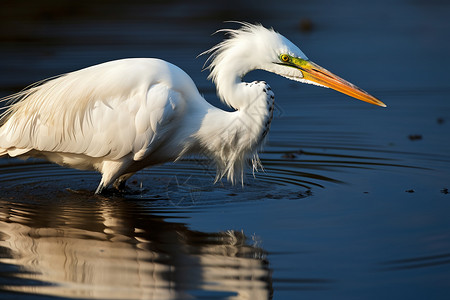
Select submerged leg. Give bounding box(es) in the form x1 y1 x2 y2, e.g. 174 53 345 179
95 159 131 194
95 182 105 195
113 172 136 191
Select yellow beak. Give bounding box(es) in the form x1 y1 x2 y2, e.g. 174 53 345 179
294 58 386 107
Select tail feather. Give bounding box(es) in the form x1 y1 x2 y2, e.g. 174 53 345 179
0 148 31 157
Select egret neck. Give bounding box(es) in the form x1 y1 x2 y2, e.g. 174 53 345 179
194 79 274 184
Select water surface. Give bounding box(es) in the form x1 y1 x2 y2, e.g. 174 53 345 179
1 0 449 299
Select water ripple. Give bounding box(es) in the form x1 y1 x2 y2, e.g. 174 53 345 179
0 197 272 299
0 138 441 204
379 253 450 271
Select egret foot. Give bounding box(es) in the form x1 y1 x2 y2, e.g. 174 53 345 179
113 178 127 191
113 173 135 192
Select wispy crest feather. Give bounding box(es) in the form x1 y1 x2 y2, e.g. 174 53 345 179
201 22 278 108
202 22 269 79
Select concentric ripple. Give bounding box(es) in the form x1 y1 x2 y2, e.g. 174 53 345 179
0 139 435 206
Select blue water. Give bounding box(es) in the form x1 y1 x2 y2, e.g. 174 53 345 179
0 0 449 299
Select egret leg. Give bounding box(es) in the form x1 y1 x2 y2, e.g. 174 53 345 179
95 182 105 195
95 159 132 194
113 172 135 191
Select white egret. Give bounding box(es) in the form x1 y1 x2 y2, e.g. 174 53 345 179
0 23 386 194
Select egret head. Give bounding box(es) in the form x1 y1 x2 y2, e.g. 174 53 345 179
205 23 386 107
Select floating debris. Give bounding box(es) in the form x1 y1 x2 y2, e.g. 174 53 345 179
437 117 445 125
300 189 313 198
282 153 297 159
265 193 284 199
298 18 314 33
408 134 422 141
289 189 313 199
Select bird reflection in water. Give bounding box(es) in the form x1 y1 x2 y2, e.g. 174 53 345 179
0 196 272 299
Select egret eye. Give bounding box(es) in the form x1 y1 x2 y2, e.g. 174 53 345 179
280 54 290 62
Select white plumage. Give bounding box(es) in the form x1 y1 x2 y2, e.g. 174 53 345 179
0 23 385 194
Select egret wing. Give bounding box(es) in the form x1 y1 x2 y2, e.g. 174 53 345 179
0 59 187 166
